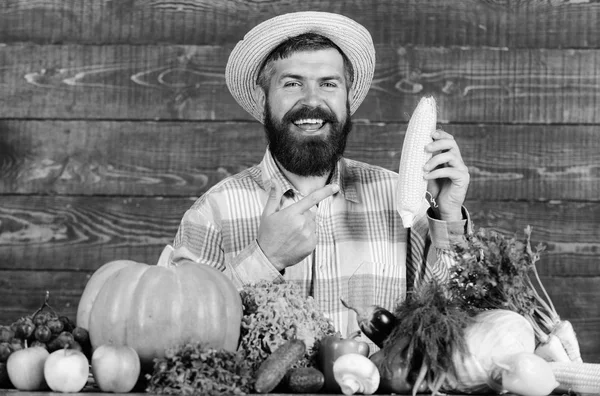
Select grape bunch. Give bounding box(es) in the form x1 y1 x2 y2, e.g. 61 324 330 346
0 291 92 389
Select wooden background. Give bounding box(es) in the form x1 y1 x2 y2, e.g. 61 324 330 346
0 0 599 362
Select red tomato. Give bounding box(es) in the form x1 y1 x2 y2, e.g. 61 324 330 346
319 331 370 392
91 344 141 393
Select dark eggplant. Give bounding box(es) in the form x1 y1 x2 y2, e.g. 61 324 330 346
340 298 397 348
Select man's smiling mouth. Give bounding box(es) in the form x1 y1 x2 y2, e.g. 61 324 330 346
293 118 326 132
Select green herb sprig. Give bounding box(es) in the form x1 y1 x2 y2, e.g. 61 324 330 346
448 225 560 342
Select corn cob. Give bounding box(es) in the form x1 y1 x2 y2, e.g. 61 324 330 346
549 361 600 394
396 96 437 228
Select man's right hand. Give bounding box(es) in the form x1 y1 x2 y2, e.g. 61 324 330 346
257 181 339 271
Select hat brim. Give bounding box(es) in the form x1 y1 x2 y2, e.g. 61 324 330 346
225 11 376 123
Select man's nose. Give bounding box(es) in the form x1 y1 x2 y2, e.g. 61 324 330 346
301 84 323 107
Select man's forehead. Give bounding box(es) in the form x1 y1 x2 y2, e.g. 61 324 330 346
271 48 346 76
273 47 345 62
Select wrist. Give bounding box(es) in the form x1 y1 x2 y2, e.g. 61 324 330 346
435 207 465 222
440 212 463 222
256 238 286 272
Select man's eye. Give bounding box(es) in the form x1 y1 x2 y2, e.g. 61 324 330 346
322 82 338 88
284 81 300 87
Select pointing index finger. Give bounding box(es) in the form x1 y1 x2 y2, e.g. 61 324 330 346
290 184 340 214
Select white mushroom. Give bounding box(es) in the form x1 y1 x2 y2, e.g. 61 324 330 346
333 353 380 395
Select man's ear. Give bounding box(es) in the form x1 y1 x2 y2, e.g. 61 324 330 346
347 86 355 106
253 86 267 118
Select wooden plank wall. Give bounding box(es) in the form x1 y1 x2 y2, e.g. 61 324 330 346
1 0 599 362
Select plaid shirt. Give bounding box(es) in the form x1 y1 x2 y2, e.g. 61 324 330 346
173 149 469 345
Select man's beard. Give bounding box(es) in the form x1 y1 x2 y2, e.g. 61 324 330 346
264 102 352 177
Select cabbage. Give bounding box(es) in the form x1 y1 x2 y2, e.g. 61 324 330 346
446 309 535 393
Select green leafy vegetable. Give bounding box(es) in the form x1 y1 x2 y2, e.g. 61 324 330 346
145 342 253 395
239 280 336 373
384 280 472 394
448 226 559 341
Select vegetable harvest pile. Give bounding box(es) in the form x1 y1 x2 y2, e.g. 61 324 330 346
2 228 599 395
371 226 598 396
140 229 600 395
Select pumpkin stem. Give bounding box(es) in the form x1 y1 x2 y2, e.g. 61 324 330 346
157 245 175 267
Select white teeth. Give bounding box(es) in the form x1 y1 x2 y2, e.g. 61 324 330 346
295 118 324 125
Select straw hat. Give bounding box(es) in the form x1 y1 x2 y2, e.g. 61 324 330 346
225 11 376 123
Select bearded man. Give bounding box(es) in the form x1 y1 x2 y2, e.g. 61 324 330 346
172 12 471 343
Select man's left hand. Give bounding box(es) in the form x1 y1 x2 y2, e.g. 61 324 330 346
423 129 470 222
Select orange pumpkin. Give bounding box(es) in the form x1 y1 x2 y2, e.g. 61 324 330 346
76 245 242 369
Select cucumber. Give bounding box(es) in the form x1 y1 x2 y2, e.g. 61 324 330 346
286 367 325 393
254 338 306 393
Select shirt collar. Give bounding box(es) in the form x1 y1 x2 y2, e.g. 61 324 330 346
259 148 360 203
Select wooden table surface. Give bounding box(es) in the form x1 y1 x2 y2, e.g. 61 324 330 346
0 385 516 396
0 378 520 396
0 389 521 396
1 393 510 396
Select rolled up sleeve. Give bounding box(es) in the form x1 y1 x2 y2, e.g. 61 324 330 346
427 206 472 250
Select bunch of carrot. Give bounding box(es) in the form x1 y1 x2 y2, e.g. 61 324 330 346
520 227 581 364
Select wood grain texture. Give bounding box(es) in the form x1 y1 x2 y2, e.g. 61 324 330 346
470 201 600 278
0 44 239 120
0 197 597 275
0 0 599 48
2 45 600 123
1 121 600 201
0 196 187 271
0 120 262 196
